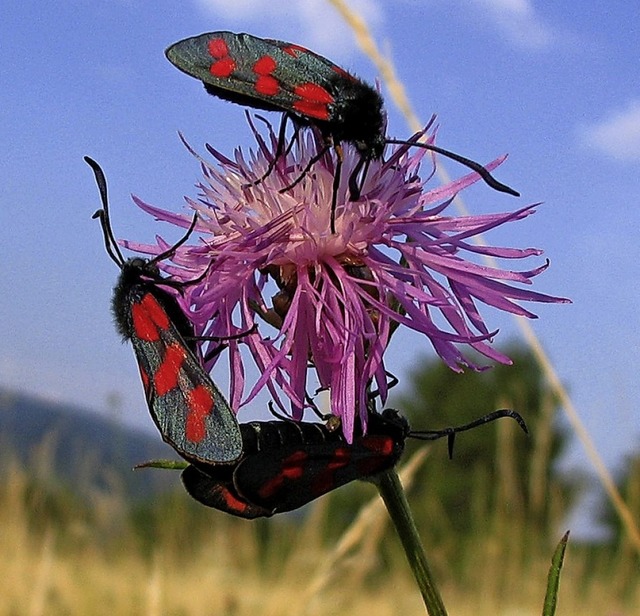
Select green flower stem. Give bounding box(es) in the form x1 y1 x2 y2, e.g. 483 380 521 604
376 468 448 616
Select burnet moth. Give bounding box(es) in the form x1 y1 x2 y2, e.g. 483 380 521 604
181 408 527 519
165 31 519 232
85 156 243 465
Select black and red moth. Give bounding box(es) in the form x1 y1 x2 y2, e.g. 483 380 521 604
181 408 410 518
180 408 527 518
85 156 243 465
165 31 519 229
166 31 385 168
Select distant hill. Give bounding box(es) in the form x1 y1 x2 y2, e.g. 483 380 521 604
0 388 183 500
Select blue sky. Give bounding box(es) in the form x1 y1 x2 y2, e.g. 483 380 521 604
1 2 638 532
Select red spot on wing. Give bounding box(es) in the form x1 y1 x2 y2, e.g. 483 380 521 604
207 37 235 77
257 475 283 499
332 65 354 80
255 76 279 96
308 448 353 498
210 57 235 78
253 55 276 74
281 43 309 57
305 447 350 497
327 447 351 471
252 55 279 96
257 450 307 499
295 83 333 103
132 294 170 341
154 342 187 396
282 451 307 480
207 37 229 59
293 83 333 120
355 436 396 475
367 436 395 456
185 384 214 443
220 486 254 515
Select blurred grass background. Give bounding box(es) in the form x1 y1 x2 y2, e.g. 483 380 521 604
2 346 637 615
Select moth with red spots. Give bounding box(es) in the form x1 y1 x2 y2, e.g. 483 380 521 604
165 31 519 232
181 408 409 518
181 408 527 518
166 31 385 164
85 156 243 465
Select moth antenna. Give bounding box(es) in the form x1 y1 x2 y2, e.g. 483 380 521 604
197 323 258 363
191 323 258 343
85 156 125 267
150 213 199 266
367 370 399 401
384 140 520 197
409 409 528 459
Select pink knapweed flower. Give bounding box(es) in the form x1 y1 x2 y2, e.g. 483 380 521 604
125 117 568 439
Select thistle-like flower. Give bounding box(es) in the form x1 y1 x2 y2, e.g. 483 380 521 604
125 117 568 439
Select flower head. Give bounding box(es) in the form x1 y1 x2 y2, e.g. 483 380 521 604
125 116 568 440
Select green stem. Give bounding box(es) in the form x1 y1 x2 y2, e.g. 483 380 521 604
375 468 448 615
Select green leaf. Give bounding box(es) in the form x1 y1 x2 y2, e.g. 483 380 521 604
542 530 570 616
134 459 189 471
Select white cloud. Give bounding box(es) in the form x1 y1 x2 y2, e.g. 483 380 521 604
470 0 555 49
580 101 640 162
194 0 383 58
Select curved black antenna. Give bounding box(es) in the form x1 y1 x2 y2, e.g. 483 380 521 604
148 213 199 267
199 323 259 363
190 324 258 345
85 155 199 274
367 371 399 401
85 156 125 267
409 409 528 459
384 139 520 197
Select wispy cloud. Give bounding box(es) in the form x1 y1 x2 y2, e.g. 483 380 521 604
580 100 640 163
470 0 555 49
194 0 382 57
